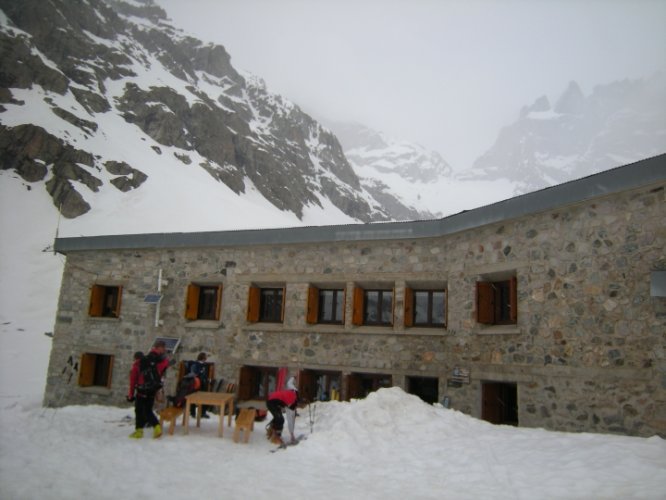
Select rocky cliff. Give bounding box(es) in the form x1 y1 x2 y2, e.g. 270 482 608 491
0 0 421 223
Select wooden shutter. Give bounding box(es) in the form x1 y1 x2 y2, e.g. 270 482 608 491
299 369 315 402
346 373 362 400
214 284 223 321
89 285 104 317
237 366 256 400
105 355 114 387
476 281 494 324
246 286 260 322
78 353 95 386
177 361 187 384
404 287 414 327
352 286 364 326
112 286 123 318
509 276 518 323
306 286 319 324
184 284 200 320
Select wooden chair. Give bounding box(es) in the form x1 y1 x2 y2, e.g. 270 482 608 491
159 406 185 436
233 408 256 443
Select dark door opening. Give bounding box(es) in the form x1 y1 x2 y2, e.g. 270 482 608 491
407 376 439 404
347 372 392 400
482 381 518 426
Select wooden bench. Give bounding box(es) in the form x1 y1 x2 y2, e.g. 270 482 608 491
159 406 185 436
233 408 256 443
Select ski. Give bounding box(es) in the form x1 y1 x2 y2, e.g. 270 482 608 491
269 433 307 453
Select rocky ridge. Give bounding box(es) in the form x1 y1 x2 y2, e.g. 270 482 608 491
0 0 420 222
463 75 666 192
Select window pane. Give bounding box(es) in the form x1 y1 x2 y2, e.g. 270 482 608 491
380 291 393 324
364 291 379 323
319 290 334 322
414 291 429 324
260 288 283 322
198 286 218 320
102 287 119 317
334 290 344 322
432 291 446 325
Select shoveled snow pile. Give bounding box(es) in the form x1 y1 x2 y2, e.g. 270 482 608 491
1 387 665 500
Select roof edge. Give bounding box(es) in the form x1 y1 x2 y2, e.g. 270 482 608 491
54 154 666 253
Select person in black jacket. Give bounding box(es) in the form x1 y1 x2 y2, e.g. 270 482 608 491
188 352 210 418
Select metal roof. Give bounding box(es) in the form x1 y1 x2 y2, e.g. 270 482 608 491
54 154 665 253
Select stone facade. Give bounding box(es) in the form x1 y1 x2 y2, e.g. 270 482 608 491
44 159 666 437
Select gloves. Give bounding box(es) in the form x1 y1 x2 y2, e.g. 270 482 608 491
126 395 135 403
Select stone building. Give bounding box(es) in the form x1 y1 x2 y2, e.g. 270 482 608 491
45 155 666 437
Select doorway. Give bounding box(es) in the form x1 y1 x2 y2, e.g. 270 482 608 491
481 381 518 426
407 376 439 404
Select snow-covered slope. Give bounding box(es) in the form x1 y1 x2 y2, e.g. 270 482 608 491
0 0 410 231
324 120 516 219
463 75 666 192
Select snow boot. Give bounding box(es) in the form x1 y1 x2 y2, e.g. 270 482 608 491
153 424 162 439
129 429 143 439
271 432 284 445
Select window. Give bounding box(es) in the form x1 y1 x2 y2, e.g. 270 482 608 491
78 353 114 388
352 286 393 326
237 365 278 400
299 369 342 401
185 284 222 320
89 284 122 318
306 286 345 324
476 277 517 325
247 286 284 323
404 288 447 327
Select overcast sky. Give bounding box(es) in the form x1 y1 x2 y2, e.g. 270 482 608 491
157 0 665 170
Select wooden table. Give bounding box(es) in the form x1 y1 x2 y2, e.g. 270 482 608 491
183 392 234 437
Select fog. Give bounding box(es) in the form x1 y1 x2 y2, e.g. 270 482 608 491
157 0 666 169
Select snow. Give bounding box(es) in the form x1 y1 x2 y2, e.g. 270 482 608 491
1 181 665 500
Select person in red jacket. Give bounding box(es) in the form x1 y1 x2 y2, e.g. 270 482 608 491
266 377 299 445
127 341 170 439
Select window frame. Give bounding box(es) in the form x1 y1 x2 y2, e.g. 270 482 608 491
184 283 223 321
247 285 285 323
352 286 394 326
476 276 517 325
405 287 447 328
78 352 114 388
89 284 123 318
306 285 345 325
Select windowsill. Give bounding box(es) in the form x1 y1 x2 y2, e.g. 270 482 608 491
243 322 285 332
474 325 521 335
86 316 120 322
79 386 112 396
184 320 224 329
405 327 448 336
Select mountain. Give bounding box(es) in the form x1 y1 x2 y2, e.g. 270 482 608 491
463 75 666 192
0 0 427 232
323 121 455 219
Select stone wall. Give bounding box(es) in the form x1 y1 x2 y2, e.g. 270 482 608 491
44 181 666 437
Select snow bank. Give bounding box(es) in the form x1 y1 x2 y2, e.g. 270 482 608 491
0 387 664 500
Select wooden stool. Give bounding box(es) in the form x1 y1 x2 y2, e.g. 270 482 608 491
159 406 185 436
233 408 256 443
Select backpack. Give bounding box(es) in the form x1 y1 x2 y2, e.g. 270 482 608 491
136 353 163 395
172 374 200 408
